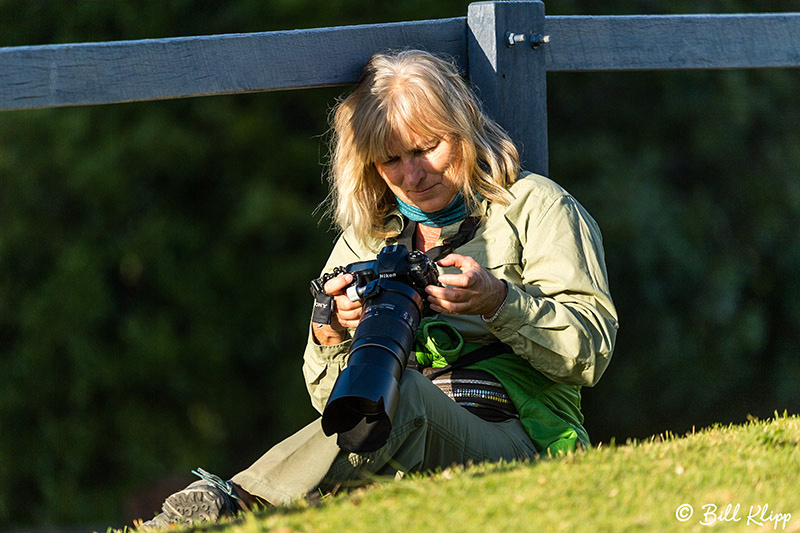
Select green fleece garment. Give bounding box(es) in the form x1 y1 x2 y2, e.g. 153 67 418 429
414 318 587 455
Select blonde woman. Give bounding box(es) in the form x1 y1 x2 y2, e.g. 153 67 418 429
141 50 618 528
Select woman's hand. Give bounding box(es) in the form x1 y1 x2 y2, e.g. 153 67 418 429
425 254 508 317
312 273 364 345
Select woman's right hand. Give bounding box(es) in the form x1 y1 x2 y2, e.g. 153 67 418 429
312 273 364 345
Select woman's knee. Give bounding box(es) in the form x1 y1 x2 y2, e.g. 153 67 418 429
394 369 462 424
393 370 439 424
398 369 446 407
399 368 427 393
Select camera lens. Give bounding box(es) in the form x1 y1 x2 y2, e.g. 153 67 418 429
321 279 423 452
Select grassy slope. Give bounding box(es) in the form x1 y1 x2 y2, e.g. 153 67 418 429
150 413 800 532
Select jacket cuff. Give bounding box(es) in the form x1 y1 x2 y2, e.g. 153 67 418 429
306 325 352 361
482 282 529 339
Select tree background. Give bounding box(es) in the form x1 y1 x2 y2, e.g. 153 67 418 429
1 0 798 528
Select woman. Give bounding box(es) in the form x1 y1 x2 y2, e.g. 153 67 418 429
140 49 618 528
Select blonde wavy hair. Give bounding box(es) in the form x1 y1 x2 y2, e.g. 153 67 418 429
326 49 520 240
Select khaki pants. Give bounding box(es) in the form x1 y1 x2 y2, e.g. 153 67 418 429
232 370 537 505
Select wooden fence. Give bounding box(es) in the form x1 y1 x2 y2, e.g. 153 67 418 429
2 1 800 176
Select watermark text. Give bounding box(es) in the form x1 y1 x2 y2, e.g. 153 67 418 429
675 503 792 530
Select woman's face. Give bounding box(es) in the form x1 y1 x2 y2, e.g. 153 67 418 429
374 131 461 214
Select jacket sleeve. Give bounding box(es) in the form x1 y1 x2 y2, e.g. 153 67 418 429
301 230 365 413
302 326 352 414
484 193 618 387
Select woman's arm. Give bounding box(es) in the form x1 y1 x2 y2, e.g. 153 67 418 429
301 230 370 412
426 191 618 387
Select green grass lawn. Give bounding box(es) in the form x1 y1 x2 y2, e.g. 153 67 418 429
133 413 799 532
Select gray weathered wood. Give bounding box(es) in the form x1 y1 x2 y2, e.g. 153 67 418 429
544 13 800 71
3 9 800 113
0 18 467 110
468 1 548 177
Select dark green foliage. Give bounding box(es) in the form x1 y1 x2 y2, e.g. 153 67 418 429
549 66 800 439
544 4 799 448
0 0 798 527
0 93 339 523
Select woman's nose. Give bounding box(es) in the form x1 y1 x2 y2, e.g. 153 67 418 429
401 155 424 184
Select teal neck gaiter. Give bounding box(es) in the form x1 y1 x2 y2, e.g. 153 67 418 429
394 193 468 228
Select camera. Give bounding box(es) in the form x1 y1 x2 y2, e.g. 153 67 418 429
318 244 439 452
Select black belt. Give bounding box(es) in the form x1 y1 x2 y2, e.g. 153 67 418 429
424 366 518 422
419 341 518 422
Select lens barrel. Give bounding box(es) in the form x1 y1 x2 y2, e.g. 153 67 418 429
321 279 423 452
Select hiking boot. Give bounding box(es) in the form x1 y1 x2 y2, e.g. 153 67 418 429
138 468 244 529
137 511 172 530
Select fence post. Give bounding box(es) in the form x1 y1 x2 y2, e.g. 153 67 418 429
468 1 548 176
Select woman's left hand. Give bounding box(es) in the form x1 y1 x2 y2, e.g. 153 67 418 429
425 253 508 317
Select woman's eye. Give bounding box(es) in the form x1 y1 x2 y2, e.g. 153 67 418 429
382 156 400 165
418 141 440 154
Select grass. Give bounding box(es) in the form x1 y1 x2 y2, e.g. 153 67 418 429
129 412 800 533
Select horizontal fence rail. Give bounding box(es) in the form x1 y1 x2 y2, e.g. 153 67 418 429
1 12 800 110
544 14 800 71
0 18 467 110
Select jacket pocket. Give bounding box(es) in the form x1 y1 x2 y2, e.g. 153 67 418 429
455 238 522 280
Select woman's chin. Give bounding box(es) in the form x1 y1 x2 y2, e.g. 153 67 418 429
406 192 458 213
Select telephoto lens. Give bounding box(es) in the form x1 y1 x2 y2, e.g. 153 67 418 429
321 245 435 452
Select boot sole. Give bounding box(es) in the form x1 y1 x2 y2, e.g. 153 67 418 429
162 487 225 525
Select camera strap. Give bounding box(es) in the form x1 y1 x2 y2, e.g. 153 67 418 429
397 216 481 262
422 341 513 380
309 266 348 325
310 215 481 325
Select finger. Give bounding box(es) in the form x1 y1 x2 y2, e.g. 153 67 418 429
436 253 478 270
436 272 476 288
332 293 363 326
436 254 483 288
337 317 361 329
426 284 474 303
336 307 362 328
333 292 362 311
323 273 353 295
335 301 363 320
426 294 472 315
428 302 447 314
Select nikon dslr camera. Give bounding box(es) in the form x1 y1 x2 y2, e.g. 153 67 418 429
311 244 438 452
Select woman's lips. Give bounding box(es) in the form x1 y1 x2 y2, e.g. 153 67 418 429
408 183 438 196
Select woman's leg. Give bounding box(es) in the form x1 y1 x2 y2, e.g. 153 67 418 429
231 417 340 505
233 369 537 504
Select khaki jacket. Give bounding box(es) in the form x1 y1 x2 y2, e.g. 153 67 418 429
302 172 619 451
